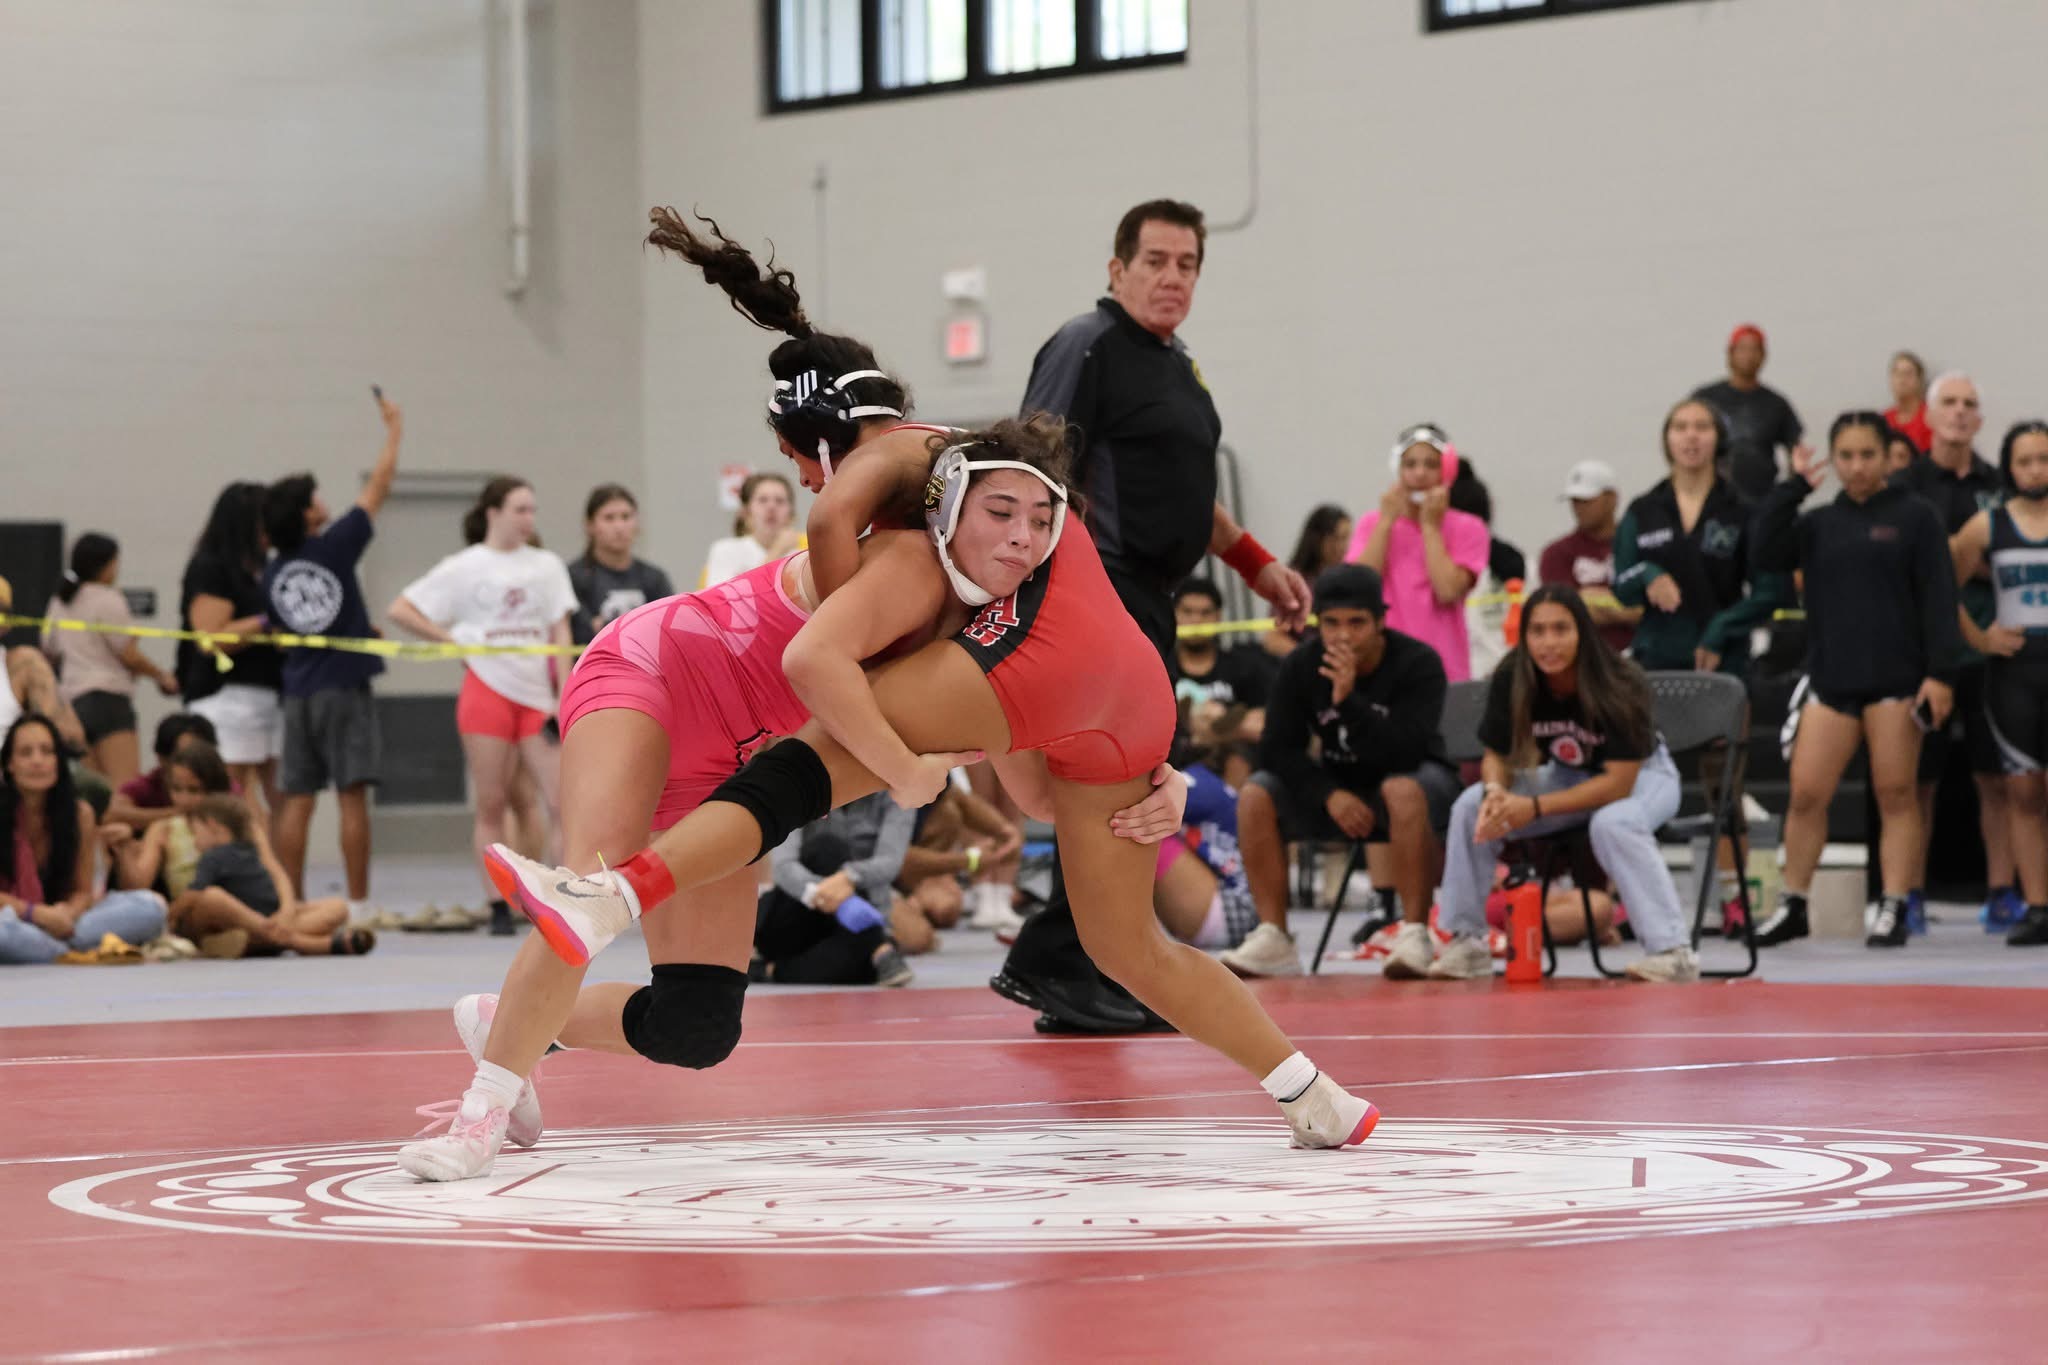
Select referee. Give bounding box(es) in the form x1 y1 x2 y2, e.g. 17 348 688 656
992 199 1310 1033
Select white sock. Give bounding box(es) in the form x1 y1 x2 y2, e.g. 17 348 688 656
606 870 644 920
983 882 1015 917
466 1060 524 1113
346 899 370 919
1260 1051 1319 1104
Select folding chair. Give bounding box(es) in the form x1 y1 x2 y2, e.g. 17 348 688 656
1309 678 1493 974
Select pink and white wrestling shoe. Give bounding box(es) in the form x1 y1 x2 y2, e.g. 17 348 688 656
1281 1074 1382 1149
483 844 634 967
452 994 542 1148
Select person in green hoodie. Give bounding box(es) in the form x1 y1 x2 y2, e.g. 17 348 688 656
1614 397 1791 675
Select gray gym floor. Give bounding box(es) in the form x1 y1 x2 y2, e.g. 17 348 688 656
2 855 2039 1030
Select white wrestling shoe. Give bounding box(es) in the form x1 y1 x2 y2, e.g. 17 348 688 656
1281 1072 1381 1149
397 1093 510 1182
452 994 543 1148
483 843 633 967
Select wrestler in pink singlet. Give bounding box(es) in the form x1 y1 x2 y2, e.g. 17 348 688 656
560 554 813 830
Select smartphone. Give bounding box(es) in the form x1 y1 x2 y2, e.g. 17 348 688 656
370 384 385 403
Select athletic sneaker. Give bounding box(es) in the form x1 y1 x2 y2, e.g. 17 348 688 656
970 900 1028 936
451 994 542 1148
1218 923 1303 978
483 844 633 966
1866 897 1909 949
1624 945 1700 983
1425 933 1493 980
1981 887 2024 933
397 1093 509 1182
1280 1073 1381 1149
1349 889 1399 946
2006 906 2048 947
1754 895 1809 948
1381 922 1435 980
871 945 914 988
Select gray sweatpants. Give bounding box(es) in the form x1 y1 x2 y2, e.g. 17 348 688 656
1439 746 1688 954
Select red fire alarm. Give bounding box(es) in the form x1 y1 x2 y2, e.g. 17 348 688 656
944 315 987 365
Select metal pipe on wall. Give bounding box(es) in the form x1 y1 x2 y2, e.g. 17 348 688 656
504 0 531 299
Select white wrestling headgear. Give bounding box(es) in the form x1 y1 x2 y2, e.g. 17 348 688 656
923 442 1068 606
766 368 904 483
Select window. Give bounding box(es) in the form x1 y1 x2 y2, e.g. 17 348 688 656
767 0 1187 112
1426 0 1700 32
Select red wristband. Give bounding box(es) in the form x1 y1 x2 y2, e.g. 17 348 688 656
616 848 675 916
1220 531 1275 581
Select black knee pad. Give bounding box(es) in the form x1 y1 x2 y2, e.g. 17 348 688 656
621 962 748 1070
708 737 833 862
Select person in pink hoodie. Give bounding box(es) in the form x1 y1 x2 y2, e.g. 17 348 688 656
1345 423 1491 681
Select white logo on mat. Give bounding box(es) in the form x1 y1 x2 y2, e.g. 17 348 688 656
49 1119 2048 1255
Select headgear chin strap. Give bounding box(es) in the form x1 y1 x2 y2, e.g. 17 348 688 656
923 442 1068 606
766 368 903 483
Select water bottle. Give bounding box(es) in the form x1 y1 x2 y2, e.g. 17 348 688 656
1504 864 1543 983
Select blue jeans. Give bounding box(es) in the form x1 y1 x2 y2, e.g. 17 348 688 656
1440 746 1687 954
0 890 168 964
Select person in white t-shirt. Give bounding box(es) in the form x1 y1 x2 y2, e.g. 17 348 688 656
700 472 801 587
390 477 576 931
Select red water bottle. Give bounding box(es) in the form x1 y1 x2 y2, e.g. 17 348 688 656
1504 865 1543 983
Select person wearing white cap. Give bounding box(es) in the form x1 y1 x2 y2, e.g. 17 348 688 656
1538 459 1640 654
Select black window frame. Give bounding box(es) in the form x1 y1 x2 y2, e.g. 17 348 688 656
764 0 1188 115
1425 0 1701 34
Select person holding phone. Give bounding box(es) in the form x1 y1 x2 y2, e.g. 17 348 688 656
1751 412 1964 949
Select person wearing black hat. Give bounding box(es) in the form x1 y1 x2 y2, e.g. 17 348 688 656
1221 565 1461 979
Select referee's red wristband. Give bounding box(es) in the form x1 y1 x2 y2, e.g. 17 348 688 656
1220 531 1275 581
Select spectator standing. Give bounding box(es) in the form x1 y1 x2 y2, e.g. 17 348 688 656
43 533 177 783
1432 587 1698 984
1752 416 1962 950
1695 323 1803 499
1895 372 2017 928
991 198 1311 1035
391 476 577 935
1345 424 1490 681
1448 460 1525 682
1614 398 1787 675
1222 566 1460 979
261 392 402 910
179 482 286 818
756 792 916 985
1949 420 2048 947
0 714 167 964
568 485 677 645
1540 460 1641 653
1884 350 1933 455
1264 504 1351 656
702 473 800 588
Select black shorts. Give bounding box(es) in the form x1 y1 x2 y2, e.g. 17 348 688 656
1918 663 2003 780
1984 655 2048 775
1248 761 1461 843
71 690 137 746
1809 686 1914 719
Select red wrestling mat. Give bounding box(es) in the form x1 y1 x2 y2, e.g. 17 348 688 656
6 979 2046 1362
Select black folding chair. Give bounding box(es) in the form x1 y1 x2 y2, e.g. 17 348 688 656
1645 671 1760 978
1309 678 1493 974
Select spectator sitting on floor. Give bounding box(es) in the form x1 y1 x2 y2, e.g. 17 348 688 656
0 713 167 964
108 739 237 901
1539 460 1641 654
895 778 1024 938
754 791 915 984
1171 576 1276 744
1431 585 1698 984
3 632 90 759
174 794 372 957
43 533 179 785
1221 565 1461 979
104 713 219 831
1152 762 1258 950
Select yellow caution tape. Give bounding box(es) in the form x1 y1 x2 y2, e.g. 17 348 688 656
8 614 582 670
